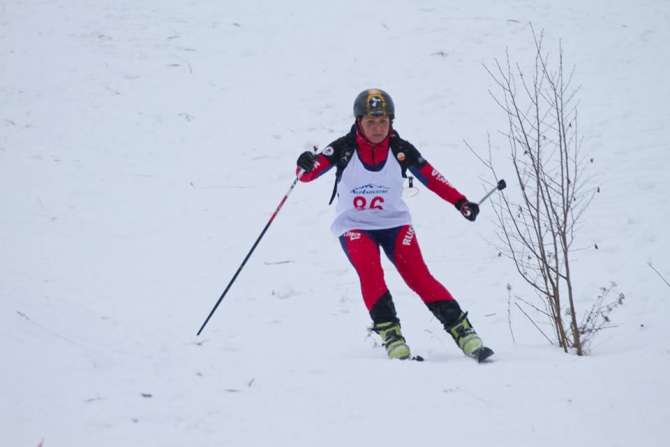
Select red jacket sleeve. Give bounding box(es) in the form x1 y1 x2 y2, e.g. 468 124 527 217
296 153 335 182
412 162 466 206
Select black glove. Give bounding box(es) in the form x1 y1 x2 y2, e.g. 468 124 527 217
297 151 317 172
455 199 480 222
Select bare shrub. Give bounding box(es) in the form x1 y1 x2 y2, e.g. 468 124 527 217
473 26 599 355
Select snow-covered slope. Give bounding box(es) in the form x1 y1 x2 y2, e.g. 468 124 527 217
2 1 669 446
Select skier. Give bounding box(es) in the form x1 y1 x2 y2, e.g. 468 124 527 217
295 89 492 361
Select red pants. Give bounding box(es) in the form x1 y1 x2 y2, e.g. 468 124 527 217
339 225 455 311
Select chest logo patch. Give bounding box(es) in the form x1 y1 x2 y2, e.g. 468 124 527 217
322 146 334 156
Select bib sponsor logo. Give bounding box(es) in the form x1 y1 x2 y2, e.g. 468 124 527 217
351 183 390 195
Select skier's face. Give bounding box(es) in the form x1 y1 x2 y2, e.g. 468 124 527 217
359 115 391 144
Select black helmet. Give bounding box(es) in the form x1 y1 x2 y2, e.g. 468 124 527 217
353 89 395 119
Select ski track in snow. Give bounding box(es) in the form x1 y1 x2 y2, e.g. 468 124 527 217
1 1 669 446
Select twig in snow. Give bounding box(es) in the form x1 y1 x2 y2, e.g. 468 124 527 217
454 386 492 405
506 284 516 343
647 261 670 289
16 311 78 345
171 53 193 74
514 302 554 344
424 328 449 351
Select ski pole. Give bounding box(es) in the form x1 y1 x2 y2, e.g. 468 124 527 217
462 179 506 219
197 168 307 336
477 179 507 206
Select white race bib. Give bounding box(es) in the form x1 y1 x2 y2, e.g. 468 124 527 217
330 151 412 237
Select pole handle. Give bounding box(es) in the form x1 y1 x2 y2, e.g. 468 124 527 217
462 179 507 218
477 179 507 206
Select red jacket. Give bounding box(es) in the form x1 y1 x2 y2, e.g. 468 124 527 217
299 124 466 206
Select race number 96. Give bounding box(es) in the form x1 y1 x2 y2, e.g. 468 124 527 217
353 196 384 210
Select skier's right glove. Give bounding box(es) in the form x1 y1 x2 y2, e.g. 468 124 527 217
297 151 317 172
455 199 480 222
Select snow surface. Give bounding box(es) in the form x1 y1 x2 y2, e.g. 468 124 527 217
2 1 670 446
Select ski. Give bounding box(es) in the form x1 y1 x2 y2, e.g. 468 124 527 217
471 347 495 363
406 350 493 363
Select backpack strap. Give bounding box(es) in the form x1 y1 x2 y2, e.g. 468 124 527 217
389 131 426 178
328 133 357 205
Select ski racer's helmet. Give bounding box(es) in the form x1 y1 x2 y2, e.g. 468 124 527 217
353 89 395 119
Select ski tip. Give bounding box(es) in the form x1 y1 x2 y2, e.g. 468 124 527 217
475 347 495 363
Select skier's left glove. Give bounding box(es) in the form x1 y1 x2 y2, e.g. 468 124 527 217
297 151 317 172
455 199 479 222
